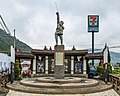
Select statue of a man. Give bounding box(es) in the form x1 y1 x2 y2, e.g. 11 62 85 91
55 12 64 45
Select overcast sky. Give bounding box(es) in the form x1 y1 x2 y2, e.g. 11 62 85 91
0 0 120 52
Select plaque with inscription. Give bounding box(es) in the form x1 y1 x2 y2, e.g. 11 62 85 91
55 52 64 65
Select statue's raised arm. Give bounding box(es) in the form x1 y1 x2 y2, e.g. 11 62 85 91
56 12 60 24
55 12 64 45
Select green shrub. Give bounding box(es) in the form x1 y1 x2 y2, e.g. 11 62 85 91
107 63 112 73
15 67 21 79
97 63 112 77
18 76 23 80
97 66 104 76
112 68 120 74
14 61 21 80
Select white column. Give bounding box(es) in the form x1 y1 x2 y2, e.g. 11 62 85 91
71 56 74 74
83 57 87 74
10 46 15 63
33 56 36 74
103 46 108 64
45 56 48 74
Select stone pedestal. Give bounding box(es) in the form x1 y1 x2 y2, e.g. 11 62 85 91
54 45 64 79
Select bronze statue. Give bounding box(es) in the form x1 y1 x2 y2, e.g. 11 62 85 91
55 12 64 45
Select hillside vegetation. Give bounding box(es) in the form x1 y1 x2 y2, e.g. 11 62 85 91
0 28 32 54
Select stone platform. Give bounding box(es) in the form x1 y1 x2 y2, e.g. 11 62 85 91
6 89 119 96
20 77 98 88
6 77 113 94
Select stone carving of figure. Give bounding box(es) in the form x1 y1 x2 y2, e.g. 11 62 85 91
55 12 64 45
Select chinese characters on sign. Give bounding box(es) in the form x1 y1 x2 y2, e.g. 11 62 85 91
88 15 99 32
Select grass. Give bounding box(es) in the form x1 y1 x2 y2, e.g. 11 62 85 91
112 67 120 74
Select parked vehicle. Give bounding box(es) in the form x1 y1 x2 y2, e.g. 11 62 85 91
89 65 98 78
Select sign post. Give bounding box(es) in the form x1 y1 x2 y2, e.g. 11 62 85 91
88 15 99 65
92 32 94 65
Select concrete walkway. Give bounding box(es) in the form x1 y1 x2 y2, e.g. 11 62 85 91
6 89 119 96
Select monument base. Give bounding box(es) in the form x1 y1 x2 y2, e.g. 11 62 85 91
54 45 64 79
54 65 64 79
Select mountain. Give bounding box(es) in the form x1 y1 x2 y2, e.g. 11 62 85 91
87 48 120 65
110 51 120 65
0 28 32 54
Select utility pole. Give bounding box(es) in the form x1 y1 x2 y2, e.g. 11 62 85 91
14 29 16 49
92 32 94 65
10 29 16 83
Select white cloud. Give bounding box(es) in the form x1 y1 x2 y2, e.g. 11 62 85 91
0 0 120 52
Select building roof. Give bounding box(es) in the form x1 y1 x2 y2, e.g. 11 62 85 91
32 49 88 56
16 51 34 59
15 50 103 60
85 53 103 59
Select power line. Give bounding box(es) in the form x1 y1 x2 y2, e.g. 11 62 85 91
0 15 11 34
55 2 59 12
0 22 6 32
109 46 120 48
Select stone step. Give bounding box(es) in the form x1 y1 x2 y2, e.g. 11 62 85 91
20 78 99 88
6 79 113 94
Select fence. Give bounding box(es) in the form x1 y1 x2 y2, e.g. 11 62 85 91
109 74 120 94
0 75 9 87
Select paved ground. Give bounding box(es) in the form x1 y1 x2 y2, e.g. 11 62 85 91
6 89 119 96
0 87 9 96
0 84 119 96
